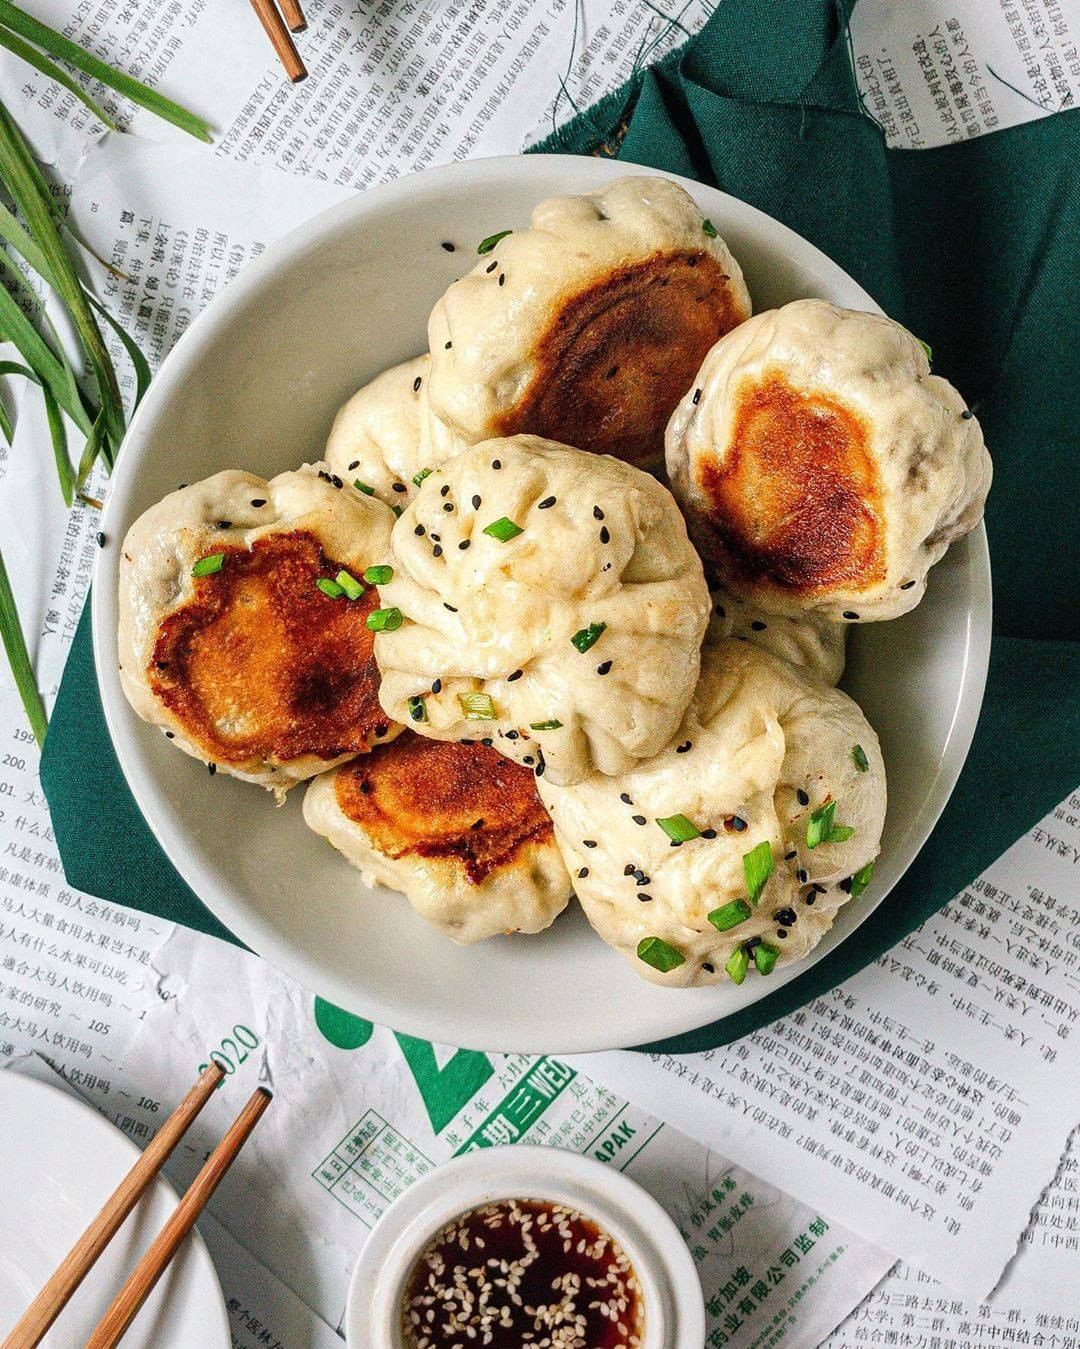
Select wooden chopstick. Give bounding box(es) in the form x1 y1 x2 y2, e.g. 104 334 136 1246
85 1085 272 1349
1 1061 226 1349
248 0 307 82
277 0 307 33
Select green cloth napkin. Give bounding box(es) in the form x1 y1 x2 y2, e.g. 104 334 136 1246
41 0 1079 1052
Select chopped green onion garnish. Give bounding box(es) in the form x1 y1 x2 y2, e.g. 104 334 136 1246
637 936 685 973
363 565 394 585
702 218 718 238
726 945 750 985
335 570 365 600
849 859 875 898
656 813 700 843
708 899 752 932
918 338 932 362
754 942 780 975
353 479 375 496
477 229 512 255
806 800 855 848
412 467 433 488
192 553 225 578
571 622 606 654
743 840 774 904
407 696 427 723
852 744 869 773
316 578 344 599
482 516 523 542
529 719 563 731
367 606 403 632
458 691 496 719
392 505 404 518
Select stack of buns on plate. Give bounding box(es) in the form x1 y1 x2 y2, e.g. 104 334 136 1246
117 177 991 988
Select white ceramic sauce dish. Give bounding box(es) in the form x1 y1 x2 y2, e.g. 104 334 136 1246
344 1147 704 1348
92 154 991 1054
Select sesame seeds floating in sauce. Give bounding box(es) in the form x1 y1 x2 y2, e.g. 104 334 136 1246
399 1198 645 1349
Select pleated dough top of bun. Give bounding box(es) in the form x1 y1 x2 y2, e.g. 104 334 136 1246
324 355 430 507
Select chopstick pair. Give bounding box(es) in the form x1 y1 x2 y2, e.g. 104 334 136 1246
249 0 309 84
3 1062 272 1349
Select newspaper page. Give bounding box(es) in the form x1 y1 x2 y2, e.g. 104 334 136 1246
574 794 1080 1306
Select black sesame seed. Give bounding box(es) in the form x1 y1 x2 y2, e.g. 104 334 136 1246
441 241 456 252
593 506 604 520
632 815 647 826
606 366 618 379
95 531 106 547
415 524 426 536
797 868 809 883
670 839 682 847
619 792 633 804
701 828 718 840
375 724 389 737
250 499 266 508
774 908 797 926
216 520 232 530
472 494 482 509
839 876 853 893
208 763 217 775
164 730 175 739
522 756 534 765
535 759 545 777
843 611 859 620
635 872 651 886
784 850 797 861
583 839 597 848
750 620 767 631
777 929 788 939
481 737 493 746
443 502 455 512
623 863 636 876
507 669 523 682
432 544 443 557
599 526 610 544
458 539 471 550
805 893 817 906
430 533 441 541
725 816 747 833
596 660 612 675
431 678 442 693
961 409 973 420
796 788 810 806
702 962 715 974
492 459 501 470
444 602 458 612
578 867 589 879
392 482 407 493
486 260 497 273
413 376 422 392
812 883 828 894
445 340 452 349
638 893 653 903
348 460 360 471
537 496 557 512
506 730 519 739
498 273 505 286
318 470 331 482
440 484 450 497
692 388 702 405
900 579 916 590
676 740 692 754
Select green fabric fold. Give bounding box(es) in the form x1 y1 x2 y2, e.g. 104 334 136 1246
40 0 1079 1052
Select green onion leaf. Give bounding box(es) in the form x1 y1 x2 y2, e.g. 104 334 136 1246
0 24 121 131
316 577 344 598
708 898 752 932
363 565 393 585
529 719 563 731
366 606 403 632
806 800 855 848
743 840 774 903
352 479 375 496
702 218 718 238
637 936 685 973
852 744 869 773
918 338 932 362
391 504 404 518
0 546 46 745
412 467 433 488
335 570 364 600
407 695 427 723
192 553 225 577
726 945 750 985
849 859 875 899
458 691 496 719
754 942 780 976
41 386 73 506
482 516 523 542
477 229 512 255
570 621 606 654
656 813 700 843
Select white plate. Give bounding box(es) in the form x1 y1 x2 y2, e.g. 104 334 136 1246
92 154 991 1054
0 1071 230 1348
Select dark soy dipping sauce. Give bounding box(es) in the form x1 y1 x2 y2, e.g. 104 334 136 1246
400 1197 645 1348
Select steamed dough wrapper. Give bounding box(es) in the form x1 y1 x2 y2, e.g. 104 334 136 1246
666 299 992 622
425 176 752 468
324 355 433 507
538 640 886 987
303 734 572 944
707 589 847 686
374 436 711 787
118 465 398 793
